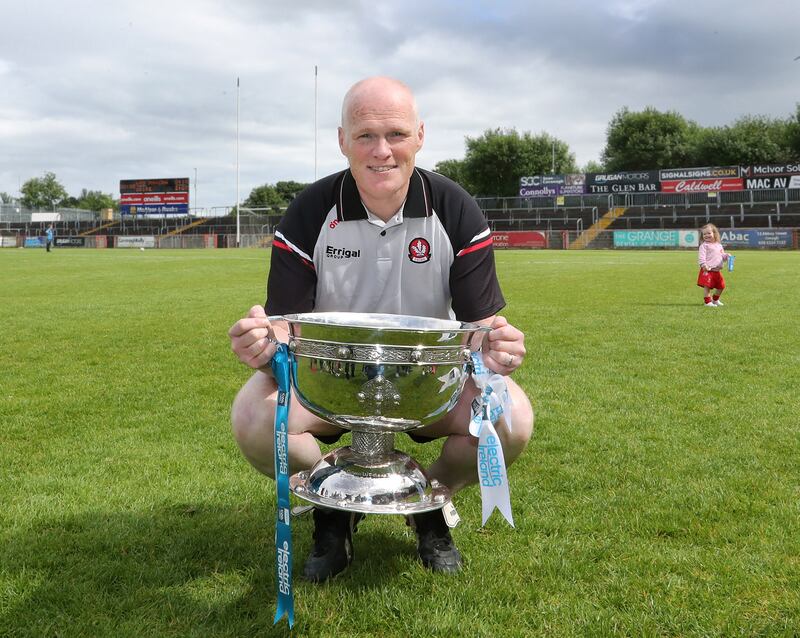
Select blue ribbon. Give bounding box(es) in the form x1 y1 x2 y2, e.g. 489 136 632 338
271 344 294 628
469 352 515 527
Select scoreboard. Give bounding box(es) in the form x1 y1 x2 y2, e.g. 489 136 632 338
120 177 190 216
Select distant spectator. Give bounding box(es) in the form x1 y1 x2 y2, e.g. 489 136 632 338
45 224 54 253
697 223 731 307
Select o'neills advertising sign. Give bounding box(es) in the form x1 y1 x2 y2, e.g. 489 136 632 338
660 178 743 193
586 170 659 194
742 164 800 189
491 231 547 248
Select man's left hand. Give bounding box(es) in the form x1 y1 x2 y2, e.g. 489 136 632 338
484 315 525 375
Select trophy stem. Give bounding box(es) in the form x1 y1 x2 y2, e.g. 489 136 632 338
351 430 395 456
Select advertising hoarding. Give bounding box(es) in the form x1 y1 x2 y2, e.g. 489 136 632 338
585 170 659 194
491 231 547 248
120 177 190 216
613 230 699 248
720 229 793 248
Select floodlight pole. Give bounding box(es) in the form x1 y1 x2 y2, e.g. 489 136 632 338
236 76 241 247
314 65 318 182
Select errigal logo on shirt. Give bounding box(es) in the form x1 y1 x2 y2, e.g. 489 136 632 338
326 245 361 259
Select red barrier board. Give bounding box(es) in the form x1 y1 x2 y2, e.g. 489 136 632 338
491 231 547 248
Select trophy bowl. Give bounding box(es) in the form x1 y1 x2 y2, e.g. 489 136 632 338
275 312 489 514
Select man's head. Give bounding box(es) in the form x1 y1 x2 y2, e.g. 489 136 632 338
338 77 424 216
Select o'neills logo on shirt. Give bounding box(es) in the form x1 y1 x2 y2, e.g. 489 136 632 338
326 245 361 259
408 237 431 263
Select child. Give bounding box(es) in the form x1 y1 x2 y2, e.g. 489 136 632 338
697 223 731 307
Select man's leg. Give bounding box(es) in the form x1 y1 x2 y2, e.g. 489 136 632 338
417 376 534 493
231 370 342 476
231 370 361 582
406 376 534 572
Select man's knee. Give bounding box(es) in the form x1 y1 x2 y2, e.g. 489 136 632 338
501 391 534 460
231 374 275 445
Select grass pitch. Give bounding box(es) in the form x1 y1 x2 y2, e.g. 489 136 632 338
1 248 799 637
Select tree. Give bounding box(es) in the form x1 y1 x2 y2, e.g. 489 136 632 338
433 159 471 192
76 189 116 212
20 172 68 209
459 128 576 197
581 160 605 173
601 107 699 171
0 192 14 204
691 115 795 166
274 181 308 203
243 184 285 209
243 181 308 210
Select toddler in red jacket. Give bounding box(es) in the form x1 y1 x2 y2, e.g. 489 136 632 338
697 223 731 307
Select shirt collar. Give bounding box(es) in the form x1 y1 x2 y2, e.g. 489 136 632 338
336 167 432 222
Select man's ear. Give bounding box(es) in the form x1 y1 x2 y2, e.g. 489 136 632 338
338 127 346 155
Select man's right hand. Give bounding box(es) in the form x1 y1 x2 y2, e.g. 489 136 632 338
228 305 280 370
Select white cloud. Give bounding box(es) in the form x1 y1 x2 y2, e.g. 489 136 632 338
1 0 798 204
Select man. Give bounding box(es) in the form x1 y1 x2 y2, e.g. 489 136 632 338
229 76 533 581
45 224 54 252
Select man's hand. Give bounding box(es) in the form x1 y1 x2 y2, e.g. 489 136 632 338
482 315 525 375
228 305 280 370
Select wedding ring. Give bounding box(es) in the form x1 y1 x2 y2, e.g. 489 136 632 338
506 353 515 366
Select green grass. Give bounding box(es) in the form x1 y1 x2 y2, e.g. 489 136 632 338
1 248 799 637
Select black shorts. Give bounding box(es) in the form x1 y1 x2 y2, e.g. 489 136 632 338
314 430 438 445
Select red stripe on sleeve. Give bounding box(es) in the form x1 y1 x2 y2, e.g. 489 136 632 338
456 236 493 257
272 239 315 271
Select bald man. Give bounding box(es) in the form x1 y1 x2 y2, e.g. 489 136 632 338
229 76 533 581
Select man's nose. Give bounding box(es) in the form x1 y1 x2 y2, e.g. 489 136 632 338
372 136 391 158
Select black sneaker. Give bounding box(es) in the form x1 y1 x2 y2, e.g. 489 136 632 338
409 509 463 573
302 507 364 582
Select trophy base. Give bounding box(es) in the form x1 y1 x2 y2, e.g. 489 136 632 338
289 446 451 515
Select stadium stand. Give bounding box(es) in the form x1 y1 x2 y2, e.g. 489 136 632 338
2 187 798 249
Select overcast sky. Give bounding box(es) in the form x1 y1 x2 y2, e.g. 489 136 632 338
2 0 799 209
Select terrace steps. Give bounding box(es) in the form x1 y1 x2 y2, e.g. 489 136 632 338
568 207 626 249
165 218 208 236
80 220 119 236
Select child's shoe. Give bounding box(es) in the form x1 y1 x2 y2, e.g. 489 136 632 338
704 301 716 307
713 299 724 306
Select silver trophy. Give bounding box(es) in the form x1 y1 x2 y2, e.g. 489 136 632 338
271 312 489 515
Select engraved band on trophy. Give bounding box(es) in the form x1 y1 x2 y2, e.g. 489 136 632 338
270 312 490 515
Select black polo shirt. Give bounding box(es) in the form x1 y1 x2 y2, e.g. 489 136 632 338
266 167 504 323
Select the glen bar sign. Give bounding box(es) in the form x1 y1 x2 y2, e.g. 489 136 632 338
120 177 190 216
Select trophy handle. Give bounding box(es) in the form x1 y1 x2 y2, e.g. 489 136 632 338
266 315 287 345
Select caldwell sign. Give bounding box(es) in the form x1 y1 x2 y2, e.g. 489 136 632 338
660 178 743 193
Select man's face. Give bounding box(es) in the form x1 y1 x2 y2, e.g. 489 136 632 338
338 88 424 206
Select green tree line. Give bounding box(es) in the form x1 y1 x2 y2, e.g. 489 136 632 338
435 104 800 197
2 172 117 212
